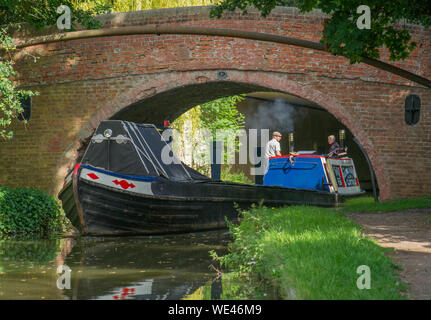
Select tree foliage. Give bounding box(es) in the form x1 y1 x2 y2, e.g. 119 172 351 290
0 1 111 140
0 0 111 30
200 95 246 169
0 0 219 29
0 28 37 139
200 95 246 137
210 0 431 63
171 95 247 178
87 0 217 12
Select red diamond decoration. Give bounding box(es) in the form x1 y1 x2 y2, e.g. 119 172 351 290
87 173 99 180
113 179 136 190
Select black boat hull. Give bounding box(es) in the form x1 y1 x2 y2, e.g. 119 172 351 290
58 166 351 236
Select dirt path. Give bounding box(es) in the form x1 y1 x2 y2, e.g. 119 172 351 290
346 209 431 300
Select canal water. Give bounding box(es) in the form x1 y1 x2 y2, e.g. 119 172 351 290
0 230 230 300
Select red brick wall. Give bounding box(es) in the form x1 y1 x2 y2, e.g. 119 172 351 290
1 6 430 200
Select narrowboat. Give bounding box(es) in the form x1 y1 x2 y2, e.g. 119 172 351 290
58 120 363 236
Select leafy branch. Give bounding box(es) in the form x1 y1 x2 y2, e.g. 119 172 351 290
0 1 112 140
0 27 38 139
210 0 431 63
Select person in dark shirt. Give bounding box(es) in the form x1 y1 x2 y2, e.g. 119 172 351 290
328 135 340 153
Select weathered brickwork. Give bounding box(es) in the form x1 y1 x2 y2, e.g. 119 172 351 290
1 6 430 200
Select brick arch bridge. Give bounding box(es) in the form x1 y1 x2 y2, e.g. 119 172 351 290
1 6 430 200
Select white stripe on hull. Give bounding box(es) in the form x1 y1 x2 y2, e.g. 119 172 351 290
80 168 154 196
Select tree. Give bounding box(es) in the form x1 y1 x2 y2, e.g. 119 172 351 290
0 28 36 139
200 95 246 179
0 1 112 139
200 95 246 139
171 95 246 179
210 0 431 63
1 1 219 140
0 0 111 30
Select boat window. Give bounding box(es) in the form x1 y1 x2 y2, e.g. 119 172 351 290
332 165 344 187
341 166 357 187
18 96 32 121
405 94 421 126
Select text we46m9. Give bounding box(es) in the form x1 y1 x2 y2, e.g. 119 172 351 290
212 304 262 315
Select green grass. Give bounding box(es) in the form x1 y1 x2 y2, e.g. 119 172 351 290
343 195 431 213
221 166 253 184
211 205 406 300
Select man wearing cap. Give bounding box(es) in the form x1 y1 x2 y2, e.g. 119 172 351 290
265 132 282 158
261 131 282 175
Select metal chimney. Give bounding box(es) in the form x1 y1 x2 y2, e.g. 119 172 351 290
288 132 295 153
339 129 345 149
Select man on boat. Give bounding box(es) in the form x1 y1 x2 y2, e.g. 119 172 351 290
265 132 282 158
262 132 282 174
328 135 340 154
328 135 348 157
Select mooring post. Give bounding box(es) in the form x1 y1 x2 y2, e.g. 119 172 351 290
210 140 222 180
255 146 264 185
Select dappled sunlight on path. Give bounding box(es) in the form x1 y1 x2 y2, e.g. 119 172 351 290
347 209 431 300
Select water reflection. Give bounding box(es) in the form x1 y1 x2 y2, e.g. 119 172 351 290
0 239 64 299
0 230 230 300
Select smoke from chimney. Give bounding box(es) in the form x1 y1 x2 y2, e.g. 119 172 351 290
246 98 307 136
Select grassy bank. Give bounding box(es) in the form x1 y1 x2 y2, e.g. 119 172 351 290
343 195 431 213
211 205 406 299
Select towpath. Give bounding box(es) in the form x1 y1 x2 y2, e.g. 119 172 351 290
346 208 431 300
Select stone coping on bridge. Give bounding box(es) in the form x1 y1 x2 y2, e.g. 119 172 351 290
96 5 330 28
13 5 426 40
11 6 328 38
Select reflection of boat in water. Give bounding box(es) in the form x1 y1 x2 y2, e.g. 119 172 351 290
59 120 363 236
62 232 228 300
95 279 203 300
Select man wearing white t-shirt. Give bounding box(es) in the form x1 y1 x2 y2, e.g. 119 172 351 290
262 132 282 175
265 132 282 158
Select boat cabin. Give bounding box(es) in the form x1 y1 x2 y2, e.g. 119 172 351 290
263 153 362 195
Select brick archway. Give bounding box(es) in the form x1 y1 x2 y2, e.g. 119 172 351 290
61 70 389 199
2 6 429 200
